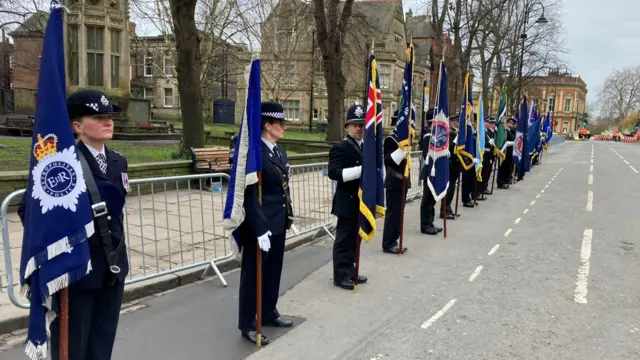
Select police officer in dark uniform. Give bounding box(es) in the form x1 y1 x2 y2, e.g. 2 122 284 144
237 101 294 345
497 117 517 188
420 108 442 235
328 104 367 290
439 114 459 219
381 110 409 254
461 114 480 206
20 89 130 360
481 116 496 195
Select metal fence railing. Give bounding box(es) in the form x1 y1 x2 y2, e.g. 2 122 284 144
1 157 428 309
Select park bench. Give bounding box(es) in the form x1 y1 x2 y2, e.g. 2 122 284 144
0 116 34 136
190 147 232 174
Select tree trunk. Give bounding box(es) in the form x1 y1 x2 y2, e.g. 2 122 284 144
169 0 204 153
325 57 345 141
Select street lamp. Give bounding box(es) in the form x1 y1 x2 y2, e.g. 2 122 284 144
516 1 549 107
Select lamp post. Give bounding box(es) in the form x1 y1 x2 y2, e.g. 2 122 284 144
516 1 549 107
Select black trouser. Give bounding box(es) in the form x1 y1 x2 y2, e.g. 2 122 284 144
481 156 494 193
50 281 125 360
238 232 286 331
498 155 513 186
461 167 476 202
382 188 406 250
441 165 459 214
333 216 358 283
420 181 435 230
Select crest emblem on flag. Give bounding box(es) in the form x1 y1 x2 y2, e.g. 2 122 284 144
517 137 524 154
31 133 86 214
430 118 450 153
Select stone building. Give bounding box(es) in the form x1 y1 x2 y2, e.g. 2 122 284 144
129 28 242 122
236 0 430 129
527 68 588 135
9 0 131 114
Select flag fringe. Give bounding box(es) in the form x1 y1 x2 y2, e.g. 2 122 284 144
40 259 92 303
23 220 94 281
25 340 47 360
357 189 377 242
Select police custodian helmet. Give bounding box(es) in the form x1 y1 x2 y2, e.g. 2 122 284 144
345 104 365 127
67 89 123 120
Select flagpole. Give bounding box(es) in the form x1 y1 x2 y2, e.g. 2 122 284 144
255 171 263 346
490 156 498 193
398 42 414 256
59 288 69 360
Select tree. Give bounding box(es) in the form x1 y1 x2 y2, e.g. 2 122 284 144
312 0 355 141
597 65 640 121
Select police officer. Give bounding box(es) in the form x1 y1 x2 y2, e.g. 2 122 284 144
237 101 294 345
328 104 367 290
381 110 409 254
481 116 496 195
497 117 517 188
420 108 442 235
439 114 459 219
19 89 130 360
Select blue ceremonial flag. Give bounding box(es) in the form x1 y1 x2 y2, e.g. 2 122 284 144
426 60 449 201
223 58 262 247
394 44 416 177
455 73 475 170
475 97 486 181
374 61 385 223
528 114 542 162
513 96 528 179
20 2 94 358
543 111 552 150
359 54 385 241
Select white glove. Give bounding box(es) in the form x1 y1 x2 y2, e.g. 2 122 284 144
489 139 495 146
505 141 514 147
342 165 362 182
390 148 407 165
257 231 272 252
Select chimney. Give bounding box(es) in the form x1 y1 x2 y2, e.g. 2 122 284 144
129 22 137 36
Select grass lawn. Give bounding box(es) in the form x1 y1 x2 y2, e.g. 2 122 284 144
172 122 328 142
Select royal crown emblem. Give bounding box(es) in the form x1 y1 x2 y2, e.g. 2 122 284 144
31 133 87 214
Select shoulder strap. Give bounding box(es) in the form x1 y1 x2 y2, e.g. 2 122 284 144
77 150 124 274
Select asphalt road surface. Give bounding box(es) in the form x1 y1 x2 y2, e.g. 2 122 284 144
3 140 640 360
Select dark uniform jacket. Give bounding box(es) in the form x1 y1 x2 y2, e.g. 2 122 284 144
18 141 130 289
238 142 292 245
420 131 433 180
383 132 411 192
328 135 362 219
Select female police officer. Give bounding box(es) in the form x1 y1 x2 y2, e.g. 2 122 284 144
20 88 130 360
237 101 294 345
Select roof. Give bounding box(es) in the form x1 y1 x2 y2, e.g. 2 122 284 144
9 11 48 37
406 15 436 39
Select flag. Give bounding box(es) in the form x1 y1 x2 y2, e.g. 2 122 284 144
543 112 552 150
455 73 475 170
528 114 542 162
20 3 94 358
475 97 486 182
426 60 449 201
513 96 528 179
493 89 508 162
223 58 262 247
394 44 415 177
359 54 385 241
374 63 385 223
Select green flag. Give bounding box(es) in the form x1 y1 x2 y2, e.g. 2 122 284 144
493 88 507 163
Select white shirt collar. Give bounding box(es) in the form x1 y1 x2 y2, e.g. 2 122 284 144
261 137 276 153
85 143 106 159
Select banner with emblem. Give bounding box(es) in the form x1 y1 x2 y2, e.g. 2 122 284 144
223 57 262 247
513 96 528 178
454 73 475 170
359 54 385 241
475 97 486 182
19 3 94 358
543 111 552 150
394 43 416 177
493 88 508 162
426 60 449 201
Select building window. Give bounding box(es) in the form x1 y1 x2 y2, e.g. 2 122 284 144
378 64 391 89
278 62 295 87
564 98 572 113
144 54 153 77
313 109 318 120
143 88 154 106
67 25 79 85
164 88 173 107
163 55 173 76
110 29 120 88
563 121 569 134
86 26 104 86
282 100 300 121
548 97 555 112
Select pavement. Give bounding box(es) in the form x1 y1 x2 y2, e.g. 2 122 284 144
4 139 640 359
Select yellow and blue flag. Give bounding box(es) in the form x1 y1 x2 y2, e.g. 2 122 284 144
475 97 485 182
455 73 475 170
394 44 416 177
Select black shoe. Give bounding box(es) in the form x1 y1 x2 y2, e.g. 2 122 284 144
439 213 455 219
383 246 408 254
334 279 355 290
476 195 487 201
463 201 475 208
263 316 293 328
483 189 492 195
241 330 269 345
421 227 438 235
352 275 367 284
498 184 509 189
434 226 443 233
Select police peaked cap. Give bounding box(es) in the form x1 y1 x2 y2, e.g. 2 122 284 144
425 108 436 122
449 113 460 122
506 116 517 124
345 104 365 127
67 89 123 120
261 101 288 124
485 116 497 123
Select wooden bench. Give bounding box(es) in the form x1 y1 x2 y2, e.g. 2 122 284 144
0 117 33 136
190 147 232 173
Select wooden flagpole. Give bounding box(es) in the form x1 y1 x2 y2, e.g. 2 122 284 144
255 171 263 346
454 167 462 216
59 288 69 360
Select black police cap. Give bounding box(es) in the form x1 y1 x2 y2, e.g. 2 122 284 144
449 113 460 122
67 89 123 120
506 117 517 124
425 108 435 122
261 101 288 124
485 116 496 123
345 104 365 127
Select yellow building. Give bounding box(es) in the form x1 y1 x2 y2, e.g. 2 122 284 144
527 69 588 135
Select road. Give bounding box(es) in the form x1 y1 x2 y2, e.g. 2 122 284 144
3 140 640 360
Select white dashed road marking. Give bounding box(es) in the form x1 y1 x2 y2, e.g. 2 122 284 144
488 244 500 256
514 218 521 224
574 229 593 304
469 266 484 282
586 191 593 212
504 229 512 237
421 299 457 329
588 174 593 184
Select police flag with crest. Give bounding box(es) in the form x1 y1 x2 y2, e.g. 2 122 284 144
426 60 449 201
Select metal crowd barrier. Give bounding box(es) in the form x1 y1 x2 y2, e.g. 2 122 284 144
1 157 427 309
